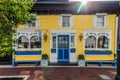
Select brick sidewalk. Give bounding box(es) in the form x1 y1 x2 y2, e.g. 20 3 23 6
0 67 116 80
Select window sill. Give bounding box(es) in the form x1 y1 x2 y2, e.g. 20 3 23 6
94 26 106 28
24 27 39 29
16 49 42 52
60 26 72 28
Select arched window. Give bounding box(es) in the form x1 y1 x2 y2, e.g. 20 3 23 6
18 36 29 49
98 36 109 49
30 36 41 48
85 36 96 48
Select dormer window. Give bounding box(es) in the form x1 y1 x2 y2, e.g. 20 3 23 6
25 16 39 28
60 14 73 28
94 13 107 28
62 16 70 27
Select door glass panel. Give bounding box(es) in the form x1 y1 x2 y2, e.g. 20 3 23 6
58 36 68 48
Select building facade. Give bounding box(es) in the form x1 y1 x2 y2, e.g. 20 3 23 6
13 0 119 66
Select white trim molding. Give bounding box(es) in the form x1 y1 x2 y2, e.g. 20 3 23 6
84 29 111 50
16 29 42 50
94 13 107 28
50 30 77 63
59 14 73 28
115 17 118 55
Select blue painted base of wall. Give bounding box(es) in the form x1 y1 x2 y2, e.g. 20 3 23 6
13 51 42 67
85 60 116 67
12 60 40 67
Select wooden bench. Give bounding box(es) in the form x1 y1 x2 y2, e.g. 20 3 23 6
12 51 42 67
85 60 116 67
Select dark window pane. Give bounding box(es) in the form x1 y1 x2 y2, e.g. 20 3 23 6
18 36 29 49
98 36 109 49
85 36 96 48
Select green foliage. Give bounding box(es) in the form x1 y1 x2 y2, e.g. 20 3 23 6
78 54 85 60
42 54 49 60
0 0 34 57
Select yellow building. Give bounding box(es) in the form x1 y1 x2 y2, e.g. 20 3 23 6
13 1 117 66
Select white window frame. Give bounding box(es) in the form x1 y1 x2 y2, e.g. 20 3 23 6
97 35 110 50
94 13 107 28
59 14 73 28
51 34 57 49
17 36 29 49
16 30 42 51
85 35 110 50
70 34 76 49
17 36 42 51
85 35 96 49
25 15 39 28
50 30 77 50
84 30 111 51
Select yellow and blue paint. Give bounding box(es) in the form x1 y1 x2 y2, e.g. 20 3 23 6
13 14 117 67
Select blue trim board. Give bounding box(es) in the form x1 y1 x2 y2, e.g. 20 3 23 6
15 51 42 55
58 59 69 63
85 51 111 55
51 49 56 53
70 49 76 53
85 60 116 67
12 60 40 67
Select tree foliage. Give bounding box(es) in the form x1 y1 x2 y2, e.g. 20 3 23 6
0 0 35 57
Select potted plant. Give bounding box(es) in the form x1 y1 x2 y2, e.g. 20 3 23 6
41 54 49 67
78 54 85 67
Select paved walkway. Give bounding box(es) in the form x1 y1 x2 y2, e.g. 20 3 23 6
0 67 116 80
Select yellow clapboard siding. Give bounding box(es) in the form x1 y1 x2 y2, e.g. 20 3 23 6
17 14 116 61
85 55 114 60
15 55 41 61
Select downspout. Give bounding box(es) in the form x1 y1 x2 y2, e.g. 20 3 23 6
115 16 118 60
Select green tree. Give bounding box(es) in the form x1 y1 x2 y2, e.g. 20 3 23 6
0 0 35 57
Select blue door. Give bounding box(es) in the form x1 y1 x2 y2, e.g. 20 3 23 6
58 35 70 63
